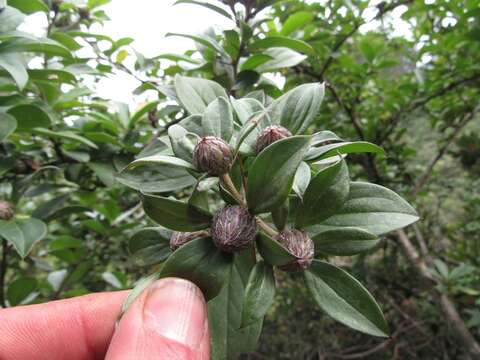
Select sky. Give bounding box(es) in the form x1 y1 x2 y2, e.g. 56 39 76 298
22 0 412 106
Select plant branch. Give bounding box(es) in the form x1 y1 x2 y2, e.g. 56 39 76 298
0 240 9 308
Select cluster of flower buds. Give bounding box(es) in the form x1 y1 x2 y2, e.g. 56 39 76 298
211 205 257 253
0 201 14 221
193 136 233 176
276 229 314 271
255 125 292 154
170 231 201 251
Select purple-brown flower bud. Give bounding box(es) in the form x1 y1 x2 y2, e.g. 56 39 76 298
255 125 292 154
211 205 257 253
276 229 314 271
193 136 233 176
170 231 201 251
0 201 14 221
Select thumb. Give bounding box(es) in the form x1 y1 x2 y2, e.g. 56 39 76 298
105 278 210 360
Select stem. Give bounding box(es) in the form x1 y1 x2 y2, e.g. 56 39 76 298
220 174 278 237
0 240 9 308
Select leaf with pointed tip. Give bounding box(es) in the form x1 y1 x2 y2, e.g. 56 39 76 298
202 97 233 142
316 182 419 235
142 194 212 231
305 141 385 162
174 0 232 19
247 136 311 214
160 237 232 300
305 260 389 337
292 161 311 199
128 227 172 267
174 75 228 115
312 227 380 256
0 218 47 258
296 159 350 228
241 261 276 328
0 53 28 90
256 232 296 267
0 112 17 142
249 36 315 56
168 125 199 162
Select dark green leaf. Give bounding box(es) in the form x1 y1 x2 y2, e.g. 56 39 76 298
7 104 51 130
0 37 72 58
0 53 28 90
0 218 47 258
255 48 307 72
315 182 419 235
129 227 172 267
306 142 385 162
312 227 380 256
174 74 228 115
209 249 263 359
202 97 233 141
142 194 212 231
0 112 17 142
249 36 315 56
269 82 325 134
247 136 311 214
271 201 288 231
305 260 389 337
256 232 296 267
241 261 275 328
7 277 37 306
7 0 48 13
32 128 98 149
160 237 231 300
292 161 311 199
240 54 274 71
296 160 349 228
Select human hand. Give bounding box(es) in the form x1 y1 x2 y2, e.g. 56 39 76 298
0 278 210 359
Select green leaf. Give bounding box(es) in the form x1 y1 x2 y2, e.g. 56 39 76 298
142 194 212 231
160 237 232 300
249 36 315 56
256 232 296 267
7 104 51 130
0 53 28 90
129 227 172 267
292 161 311 199
306 141 385 162
174 0 232 19
116 157 196 193
128 101 159 128
174 74 228 115
269 82 325 134
124 154 196 171
7 0 48 13
305 260 389 337
255 48 307 72
0 37 72 58
166 33 226 57
7 277 37 306
209 249 263 359
241 261 276 328
0 112 17 142
240 54 273 71
168 125 198 162
28 69 77 85
315 182 419 236
296 160 350 228
281 11 314 36
247 136 311 214
0 218 47 258
271 201 288 231
87 162 116 187
0 6 25 32
202 97 233 142
32 128 98 149
312 227 380 256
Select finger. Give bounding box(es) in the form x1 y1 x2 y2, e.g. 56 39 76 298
0 290 128 360
106 278 210 360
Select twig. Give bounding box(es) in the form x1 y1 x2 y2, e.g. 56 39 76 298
0 240 9 308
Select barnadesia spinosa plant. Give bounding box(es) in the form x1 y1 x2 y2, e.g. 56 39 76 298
122 74 419 358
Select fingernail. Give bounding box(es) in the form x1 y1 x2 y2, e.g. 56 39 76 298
142 278 208 351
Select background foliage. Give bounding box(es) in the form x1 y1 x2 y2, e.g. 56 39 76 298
0 0 479 358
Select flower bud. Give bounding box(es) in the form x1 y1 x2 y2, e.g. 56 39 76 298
193 136 233 176
275 229 314 271
0 201 14 221
211 205 257 253
170 231 200 251
255 125 292 154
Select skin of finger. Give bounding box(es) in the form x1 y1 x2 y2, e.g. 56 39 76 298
105 278 210 360
0 291 128 360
